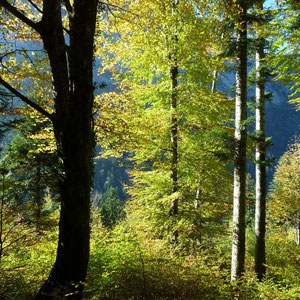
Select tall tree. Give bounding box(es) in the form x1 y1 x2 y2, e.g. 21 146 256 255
169 0 179 224
254 1 267 281
0 0 98 297
95 0 233 247
231 0 248 282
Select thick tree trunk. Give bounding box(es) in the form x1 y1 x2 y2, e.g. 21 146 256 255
0 1 97 296
35 1 98 299
231 0 247 282
255 13 267 281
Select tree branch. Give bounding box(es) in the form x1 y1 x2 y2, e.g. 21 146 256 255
99 1 140 17
0 77 54 122
26 0 43 14
63 0 73 14
0 0 41 33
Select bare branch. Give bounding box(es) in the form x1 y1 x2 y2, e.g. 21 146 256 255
0 0 41 33
0 77 54 122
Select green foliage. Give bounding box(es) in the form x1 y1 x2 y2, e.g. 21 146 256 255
266 227 300 288
92 154 128 204
239 226 300 299
85 219 300 299
85 220 235 300
0 113 60 299
0 88 21 146
0 116 60 231
95 0 234 246
0 228 58 300
0 214 298 299
265 0 300 109
268 141 300 228
0 1 299 299
98 188 126 229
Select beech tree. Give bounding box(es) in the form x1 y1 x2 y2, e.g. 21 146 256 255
231 0 248 282
169 0 179 232
254 1 267 281
95 0 233 246
0 0 98 298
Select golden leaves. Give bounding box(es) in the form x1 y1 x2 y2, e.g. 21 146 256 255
269 141 300 224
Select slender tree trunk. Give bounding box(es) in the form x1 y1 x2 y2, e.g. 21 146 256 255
255 7 267 280
170 0 179 217
169 42 179 244
231 0 247 282
211 70 218 94
167 0 179 246
195 188 201 209
36 1 98 298
170 63 178 216
0 171 5 264
296 216 300 246
35 158 42 233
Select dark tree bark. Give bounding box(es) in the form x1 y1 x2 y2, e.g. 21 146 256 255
36 1 98 298
255 2 267 280
170 63 178 216
231 0 248 282
0 0 98 298
169 0 179 218
168 1 179 245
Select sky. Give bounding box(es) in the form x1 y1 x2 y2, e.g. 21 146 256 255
264 0 277 8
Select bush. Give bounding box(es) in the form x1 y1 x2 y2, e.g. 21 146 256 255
85 220 234 300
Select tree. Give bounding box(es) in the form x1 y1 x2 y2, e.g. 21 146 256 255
231 0 248 282
0 0 98 297
98 188 125 229
0 116 60 233
169 0 179 239
95 0 233 247
269 141 300 245
254 1 267 281
266 0 300 109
